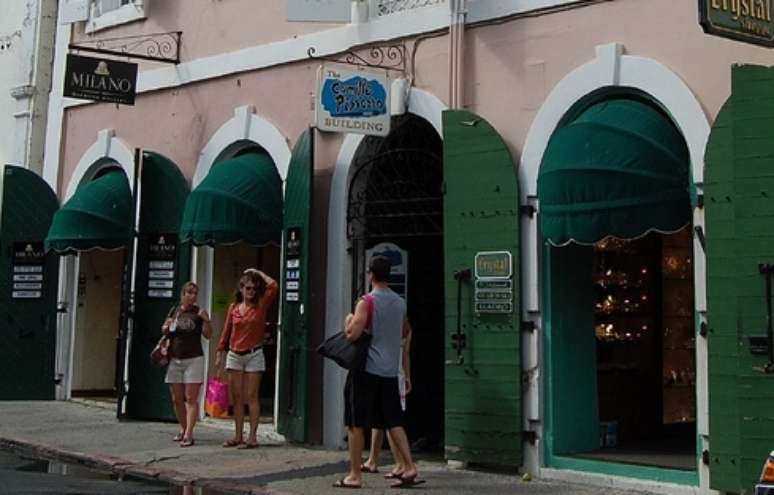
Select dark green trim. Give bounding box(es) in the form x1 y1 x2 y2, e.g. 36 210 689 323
549 456 699 486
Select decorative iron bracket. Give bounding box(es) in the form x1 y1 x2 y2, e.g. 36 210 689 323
307 43 406 73
69 31 182 64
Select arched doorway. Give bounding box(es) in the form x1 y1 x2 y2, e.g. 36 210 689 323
347 114 445 452
539 95 698 478
46 165 134 405
181 146 283 426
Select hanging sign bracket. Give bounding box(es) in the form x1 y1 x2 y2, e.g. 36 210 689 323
69 31 182 64
307 43 406 73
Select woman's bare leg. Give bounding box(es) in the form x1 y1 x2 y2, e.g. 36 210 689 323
228 370 245 442
170 384 186 437
244 372 262 445
183 383 201 440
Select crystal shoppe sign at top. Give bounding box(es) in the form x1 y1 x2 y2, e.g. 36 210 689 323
316 64 390 137
699 0 774 47
63 54 138 105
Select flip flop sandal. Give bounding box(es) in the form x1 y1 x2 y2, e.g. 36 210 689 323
332 478 361 489
384 471 403 479
390 474 426 489
360 463 379 474
180 438 195 447
222 439 244 448
237 442 259 449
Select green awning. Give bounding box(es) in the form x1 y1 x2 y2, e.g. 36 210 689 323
45 169 133 253
537 99 691 246
179 153 282 246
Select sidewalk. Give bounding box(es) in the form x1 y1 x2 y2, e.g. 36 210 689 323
0 401 655 495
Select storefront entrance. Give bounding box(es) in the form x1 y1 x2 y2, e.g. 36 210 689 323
347 114 445 453
180 149 284 427
539 96 698 481
71 249 124 401
210 241 280 422
544 229 696 471
46 166 134 406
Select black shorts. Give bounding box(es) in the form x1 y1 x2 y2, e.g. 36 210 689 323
344 370 404 430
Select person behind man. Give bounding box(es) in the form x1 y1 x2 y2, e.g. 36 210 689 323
333 256 423 489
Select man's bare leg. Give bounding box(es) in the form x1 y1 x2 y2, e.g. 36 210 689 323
346 426 365 485
387 426 417 479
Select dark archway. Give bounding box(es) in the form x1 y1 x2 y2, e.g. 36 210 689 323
347 114 445 452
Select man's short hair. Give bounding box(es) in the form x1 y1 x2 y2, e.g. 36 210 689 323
368 256 391 282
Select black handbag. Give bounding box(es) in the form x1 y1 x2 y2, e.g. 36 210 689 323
317 294 374 370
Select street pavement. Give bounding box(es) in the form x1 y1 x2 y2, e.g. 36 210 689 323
0 401 659 495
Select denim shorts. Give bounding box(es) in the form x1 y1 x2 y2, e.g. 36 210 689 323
165 356 205 384
225 348 265 373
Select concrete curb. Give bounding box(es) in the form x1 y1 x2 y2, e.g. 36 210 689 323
0 436 269 495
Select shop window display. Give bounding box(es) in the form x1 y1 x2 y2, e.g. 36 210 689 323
593 226 695 457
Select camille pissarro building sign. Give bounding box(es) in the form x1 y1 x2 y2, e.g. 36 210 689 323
316 63 390 137
63 53 138 105
699 0 774 46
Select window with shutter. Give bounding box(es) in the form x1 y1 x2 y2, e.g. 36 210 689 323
86 0 146 33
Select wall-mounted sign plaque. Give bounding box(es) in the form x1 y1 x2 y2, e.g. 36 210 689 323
64 54 138 105
699 0 774 47
11 242 45 299
317 64 390 136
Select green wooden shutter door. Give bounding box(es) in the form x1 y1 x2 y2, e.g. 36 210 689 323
0 166 59 399
443 111 522 467
278 129 313 441
126 152 190 420
706 64 774 493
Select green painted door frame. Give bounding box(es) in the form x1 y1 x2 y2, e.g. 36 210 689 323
126 151 190 421
706 64 774 494
0 166 59 400
278 129 313 442
442 110 522 467
541 245 698 486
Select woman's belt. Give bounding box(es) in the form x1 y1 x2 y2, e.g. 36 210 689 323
231 345 262 356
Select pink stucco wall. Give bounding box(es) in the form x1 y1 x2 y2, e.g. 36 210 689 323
60 0 774 194
60 60 319 193
71 0 342 63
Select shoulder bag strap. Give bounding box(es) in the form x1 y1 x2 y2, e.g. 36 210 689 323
364 294 374 330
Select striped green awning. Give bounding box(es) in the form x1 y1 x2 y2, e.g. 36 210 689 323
179 153 282 246
537 99 691 246
45 169 132 253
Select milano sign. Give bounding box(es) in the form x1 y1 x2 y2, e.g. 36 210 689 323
699 0 774 46
64 54 138 105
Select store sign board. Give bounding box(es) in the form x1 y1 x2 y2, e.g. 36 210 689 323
11 242 45 299
285 227 303 303
474 250 513 314
63 54 138 105
316 64 390 137
146 234 177 299
287 0 350 22
475 251 512 279
699 0 774 47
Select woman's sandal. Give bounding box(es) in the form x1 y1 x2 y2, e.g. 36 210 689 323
384 471 403 479
173 431 184 442
180 438 195 447
360 463 378 474
237 442 259 450
222 439 244 448
390 473 425 488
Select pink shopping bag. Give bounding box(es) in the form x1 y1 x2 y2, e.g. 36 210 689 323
205 377 230 418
